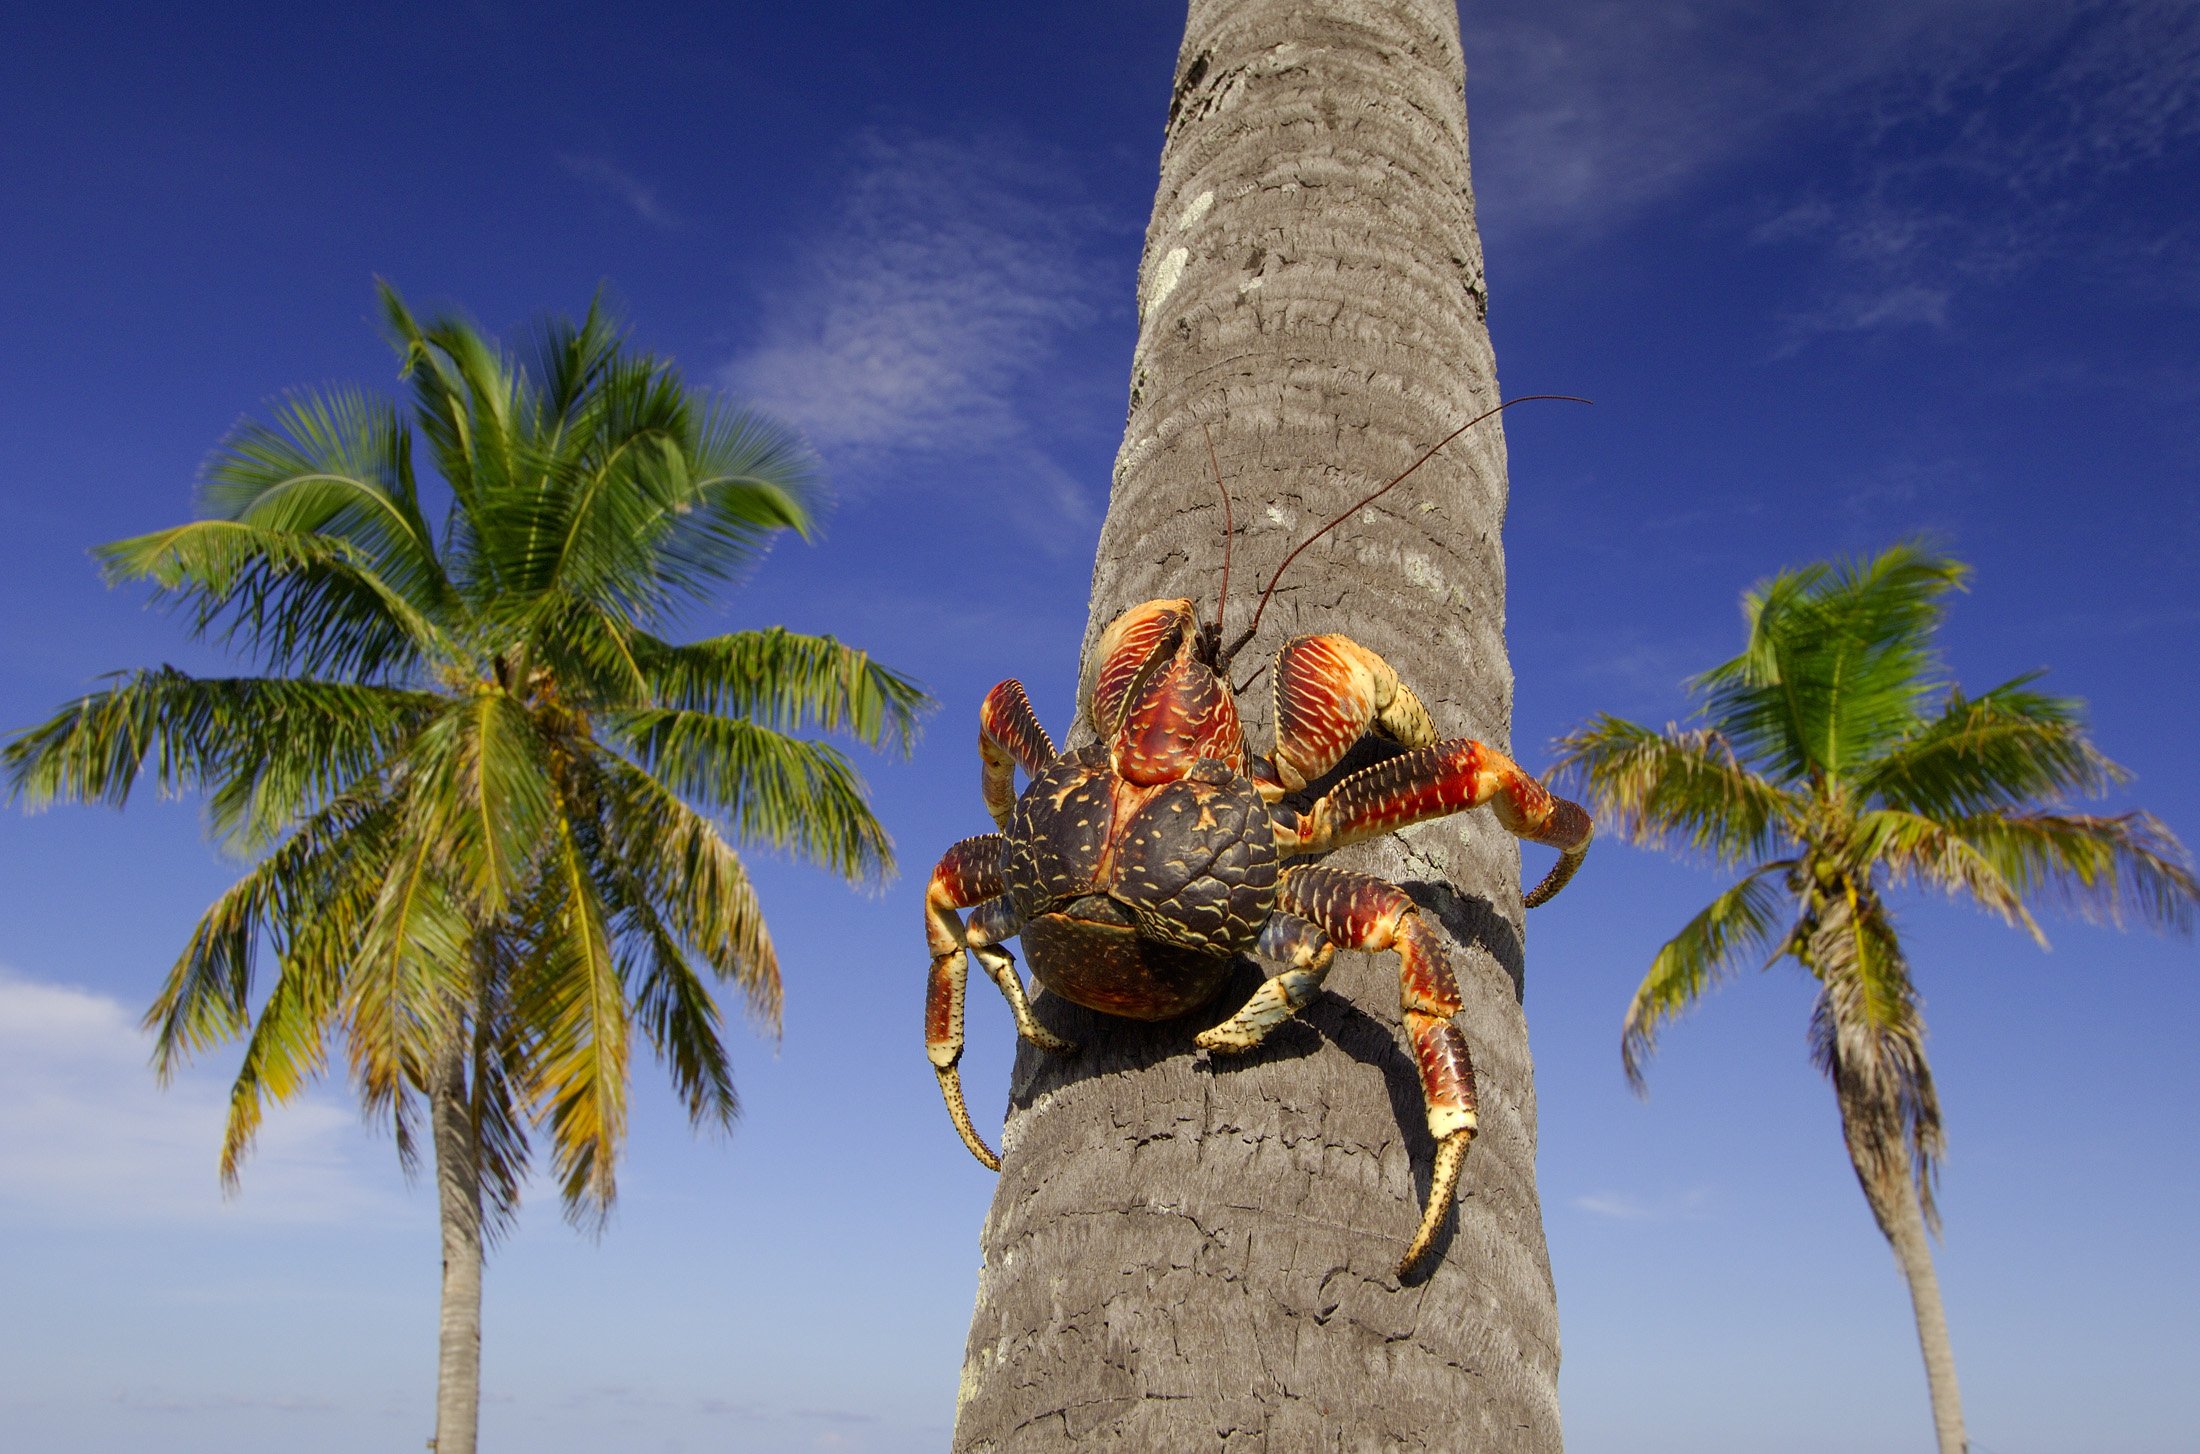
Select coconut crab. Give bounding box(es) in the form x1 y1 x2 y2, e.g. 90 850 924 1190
921 402 1594 1276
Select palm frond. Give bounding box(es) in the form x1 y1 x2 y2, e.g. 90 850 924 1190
579 814 741 1130
344 830 472 1126
468 943 540 1243
514 817 630 1227
636 627 930 753
403 693 559 915
193 386 450 612
1856 808 2045 946
584 746 780 1026
1805 883 1945 1231
144 789 396 1077
1862 675 2125 817
1621 861 1797 1088
1945 809 2198 933
5 669 432 846
604 708 894 882
1697 540 1967 782
218 952 344 1188
96 520 445 681
1552 715 1797 865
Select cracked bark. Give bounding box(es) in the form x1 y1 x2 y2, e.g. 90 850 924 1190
953 2 1562 1449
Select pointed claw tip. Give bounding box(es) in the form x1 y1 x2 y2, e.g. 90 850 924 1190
1397 1131 1473 1278
1523 848 1587 908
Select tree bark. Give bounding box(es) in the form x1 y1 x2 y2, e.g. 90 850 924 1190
954 2 1562 1448
430 1040 485 1454
1838 1101 1968 1454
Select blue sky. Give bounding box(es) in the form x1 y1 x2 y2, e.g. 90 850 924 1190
1 3 2195 1451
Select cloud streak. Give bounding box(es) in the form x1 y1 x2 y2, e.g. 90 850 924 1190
1470 0 2200 338
0 971 405 1228
721 132 1113 550
559 152 681 229
1572 1186 1716 1222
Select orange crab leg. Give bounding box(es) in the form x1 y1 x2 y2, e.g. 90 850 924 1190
979 679 1056 828
1267 634 1439 794
925 836 1008 1168
1275 864 1478 1277
1195 913 1338 1053
1280 738 1594 908
924 835 1075 1172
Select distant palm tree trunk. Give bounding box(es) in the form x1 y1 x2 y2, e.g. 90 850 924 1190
430 1042 484 1454
952 2 1563 1448
1837 1097 1967 1454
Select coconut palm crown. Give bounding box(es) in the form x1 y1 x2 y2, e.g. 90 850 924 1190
4 282 930 1225
1553 539 2195 1454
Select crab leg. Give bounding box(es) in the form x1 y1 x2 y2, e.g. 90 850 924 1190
1274 864 1478 1278
979 679 1057 828
924 835 1074 1171
1195 913 1338 1053
1280 738 1594 908
1266 634 1439 794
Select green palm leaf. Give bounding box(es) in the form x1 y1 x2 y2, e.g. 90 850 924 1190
605 708 894 882
1621 861 1795 1087
637 626 929 753
1697 541 1966 781
1553 715 1796 865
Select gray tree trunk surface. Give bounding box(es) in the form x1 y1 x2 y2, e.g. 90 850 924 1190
954 2 1563 1448
431 1046 485 1454
1841 1105 1969 1454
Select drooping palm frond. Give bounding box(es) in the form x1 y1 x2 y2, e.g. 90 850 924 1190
1697 542 1968 782
98 519 448 681
1621 861 1796 1087
1861 677 2124 817
1806 884 1945 1231
605 708 894 882
1943 808 2198 933
4 670 433 852
402 693 559 916
145 789 397 1076
515 817 631 1227
635 626 930 753
1856 808 2044 945
585 747 780 1026
1553 716 1797 865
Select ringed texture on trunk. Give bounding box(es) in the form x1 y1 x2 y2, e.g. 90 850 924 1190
953 2 1564 1449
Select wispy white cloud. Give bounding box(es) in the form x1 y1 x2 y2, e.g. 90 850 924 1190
0 970 405 1227
1572 1185 1716 1221
721 132 1111 551
1471 1 2200 339
559 151 681 229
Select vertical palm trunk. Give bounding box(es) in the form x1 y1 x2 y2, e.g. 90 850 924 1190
953 2 1562 1448
1838 1103 1968 1454
430 1040 485 1454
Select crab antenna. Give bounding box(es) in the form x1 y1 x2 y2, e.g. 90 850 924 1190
1201 419 1234 648
1219 394 1592 664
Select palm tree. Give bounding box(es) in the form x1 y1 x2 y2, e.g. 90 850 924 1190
4 285 928 1454
1554 541 2196 1454
951 3 1568 1448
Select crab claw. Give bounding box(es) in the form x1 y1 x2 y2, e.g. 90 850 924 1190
1523 800 1594 908
1397 1129 1473 1278
934 1064 1001 1172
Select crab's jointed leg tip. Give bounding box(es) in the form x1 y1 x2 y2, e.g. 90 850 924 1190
934 1064 1001 1172
1523 846 1588 908
1396 1129 1473 1278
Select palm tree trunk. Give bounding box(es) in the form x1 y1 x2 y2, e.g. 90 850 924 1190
429 1038 485 1454
1835 1089 1967 1454
953 2 1562 1448
1865 1152 1971 1443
